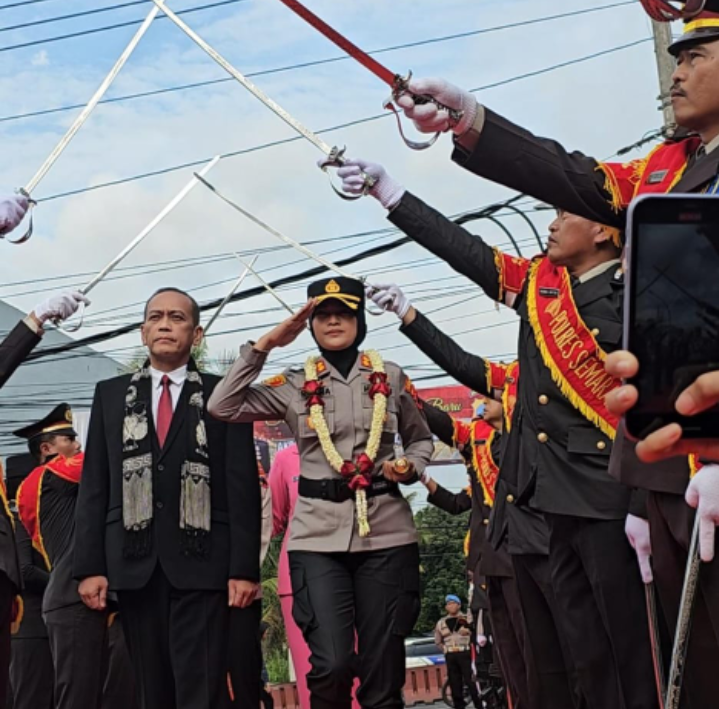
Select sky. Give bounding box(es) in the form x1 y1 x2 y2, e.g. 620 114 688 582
0 0 669 377
0 0 677 496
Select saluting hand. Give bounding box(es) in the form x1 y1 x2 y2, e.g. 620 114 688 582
78 575 109 611
254 300 315 353
228 579 259 608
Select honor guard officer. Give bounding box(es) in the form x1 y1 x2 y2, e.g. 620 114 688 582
14 406 107 709
385 4 719 705
435 594 481 709
208 276 434 709
343 161 656 708
369 284 575 709
5 454 53 709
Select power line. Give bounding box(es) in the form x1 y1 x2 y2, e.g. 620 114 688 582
37 37 652 204
0 0 249 54
0 1 635 124
0 0 62 11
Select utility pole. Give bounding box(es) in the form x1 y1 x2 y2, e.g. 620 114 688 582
652 20 676 135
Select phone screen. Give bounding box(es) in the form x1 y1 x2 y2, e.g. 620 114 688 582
626 195 719 439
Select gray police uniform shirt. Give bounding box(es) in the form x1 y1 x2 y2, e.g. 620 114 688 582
208 343 433 554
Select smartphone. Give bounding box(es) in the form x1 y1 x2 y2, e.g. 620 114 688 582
624 194 719 440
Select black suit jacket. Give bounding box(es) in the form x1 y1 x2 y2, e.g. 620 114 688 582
390 193 631 522
73 371 261 592
450 109 717 497
0 321 42 592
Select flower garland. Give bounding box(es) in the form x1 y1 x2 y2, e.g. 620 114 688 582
302 350 390 537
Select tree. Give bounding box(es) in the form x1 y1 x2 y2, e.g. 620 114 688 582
413 503 469 634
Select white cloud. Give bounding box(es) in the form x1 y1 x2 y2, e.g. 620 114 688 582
30 50 49 67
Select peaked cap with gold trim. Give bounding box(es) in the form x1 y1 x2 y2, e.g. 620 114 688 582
307 276 365 312
669 1 719 54
12 403 77 443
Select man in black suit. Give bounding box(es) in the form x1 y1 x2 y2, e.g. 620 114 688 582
74 287 261 709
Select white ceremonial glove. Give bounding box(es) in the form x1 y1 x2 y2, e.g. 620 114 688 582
395 77 478 136
0 194 29 235
364 283 411 320
334 158 405 209
419 470 433 487
477 634 488 648
33 291 91 323
625 514 653 583
686 464 719 562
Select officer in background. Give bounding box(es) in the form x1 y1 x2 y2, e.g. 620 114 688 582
435 594 481 709
5 454 53 709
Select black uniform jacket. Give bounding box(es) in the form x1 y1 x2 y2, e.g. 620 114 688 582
451 107 715 496
422 403 513 578
403 308 547 556
13 518 48 638
73 372 261 592
390 193 631 522
0 321 43 592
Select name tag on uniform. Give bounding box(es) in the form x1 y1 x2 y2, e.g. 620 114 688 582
647 169 669 185
539 287 560 298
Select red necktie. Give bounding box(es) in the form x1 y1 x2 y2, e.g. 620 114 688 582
156 375 173 448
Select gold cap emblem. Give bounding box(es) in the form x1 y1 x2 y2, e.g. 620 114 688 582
65 409 73 423
325 279 341 294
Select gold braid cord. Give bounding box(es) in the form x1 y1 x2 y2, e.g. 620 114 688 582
305 351 387 537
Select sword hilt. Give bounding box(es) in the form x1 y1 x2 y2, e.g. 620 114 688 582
318 147 378 201
384 71 462 151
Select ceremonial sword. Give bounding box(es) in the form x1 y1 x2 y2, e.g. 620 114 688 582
241 258 295 315
14 5 160 244
275 0 463 150
203 255 258 335
193 174 385 316
59 156 220 331
665 515 702 709
645 582 667 709
149 0 372 200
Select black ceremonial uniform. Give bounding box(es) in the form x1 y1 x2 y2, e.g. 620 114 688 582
390 194 656 709
404 312 571 709
448 87 719 705
422 403 530 708
6 453 53 709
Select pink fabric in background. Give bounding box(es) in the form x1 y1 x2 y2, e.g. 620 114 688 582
269 444 360 709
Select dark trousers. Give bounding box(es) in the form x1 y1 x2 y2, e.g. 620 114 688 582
0 576 13 709
227 599 261 708
511 553 580 709
103 615 138 709
117 565 230 709
9 638 53 709
260 685 273 709
44 602 108 709
446 651 480 709
649 491 719 708
546 513 657 709
289 543 420 709
487 575 531 709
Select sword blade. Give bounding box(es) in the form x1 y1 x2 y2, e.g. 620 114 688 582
240 257 295 315
645 582 667 708
193 173 362 282
150 0 335 158
24 5 159 196
204 254 258 335
81 155 220 296
665 514 702 709
277 0 396 86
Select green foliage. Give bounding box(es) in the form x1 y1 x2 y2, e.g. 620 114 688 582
414 503 469 634
261 537 291 684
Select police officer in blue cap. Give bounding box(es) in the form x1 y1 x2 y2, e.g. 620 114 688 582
434 594 481 709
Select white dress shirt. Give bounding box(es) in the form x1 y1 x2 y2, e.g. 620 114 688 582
149 365 187 421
